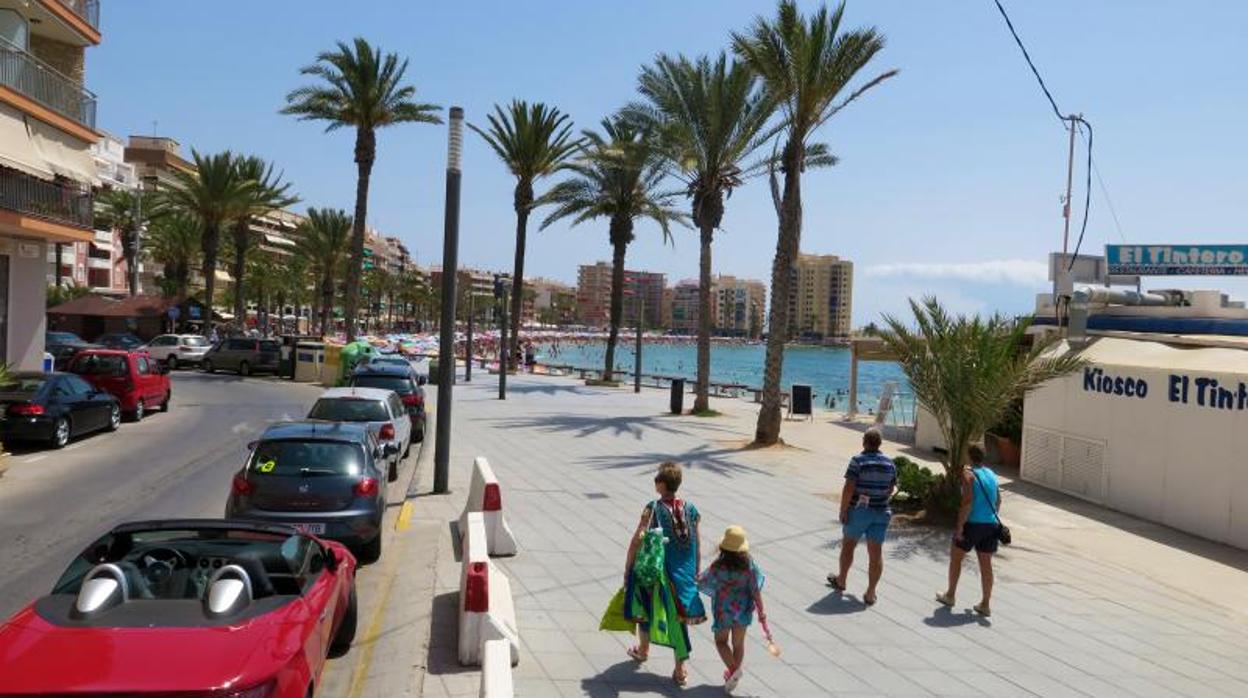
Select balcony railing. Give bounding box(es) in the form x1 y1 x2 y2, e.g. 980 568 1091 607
54 0 100 31
0 38 97 128
0 167 94 229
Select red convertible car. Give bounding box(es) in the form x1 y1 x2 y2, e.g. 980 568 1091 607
0 519 357 697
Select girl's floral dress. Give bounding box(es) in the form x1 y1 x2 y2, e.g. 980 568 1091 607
698 559 765 633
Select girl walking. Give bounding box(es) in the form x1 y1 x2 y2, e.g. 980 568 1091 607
699 526 769 693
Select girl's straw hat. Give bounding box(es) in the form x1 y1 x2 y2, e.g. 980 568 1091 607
719 525 749 553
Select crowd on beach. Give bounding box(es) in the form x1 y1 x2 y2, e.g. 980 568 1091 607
615 430 1005 693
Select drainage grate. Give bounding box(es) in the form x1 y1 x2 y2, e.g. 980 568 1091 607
585 492 609 500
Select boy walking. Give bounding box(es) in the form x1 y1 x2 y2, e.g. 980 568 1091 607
827 429 897 605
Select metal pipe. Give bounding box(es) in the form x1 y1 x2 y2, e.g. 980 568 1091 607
433 106 463 495
1071 284 1171 307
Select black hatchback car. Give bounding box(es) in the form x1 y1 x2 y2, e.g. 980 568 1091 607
347 362 427 442
45 331 98 370
0 372 121 448
224 421 396 563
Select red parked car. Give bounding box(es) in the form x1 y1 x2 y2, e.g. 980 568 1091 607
0 519 358 697
68 349 171 421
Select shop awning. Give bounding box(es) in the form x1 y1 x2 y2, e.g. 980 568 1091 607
214 269 233 283
263 233 296 248
29 117 95 184
0 103 55 180
90 240 113 253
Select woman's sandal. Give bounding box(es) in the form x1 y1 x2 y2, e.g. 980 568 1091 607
626 646 648 663
825 573 845 591
935 592 955 607
673 668 688 687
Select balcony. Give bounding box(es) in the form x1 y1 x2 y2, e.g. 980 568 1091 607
54 0 100 31
0 38 96 128
0 166 93 229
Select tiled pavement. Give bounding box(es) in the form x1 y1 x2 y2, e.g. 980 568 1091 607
419 373 1248 697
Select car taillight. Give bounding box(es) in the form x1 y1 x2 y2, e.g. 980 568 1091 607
353 477 379 497
402 393 423 408
7 403 44 417
379 423 396 441
231 474 254 495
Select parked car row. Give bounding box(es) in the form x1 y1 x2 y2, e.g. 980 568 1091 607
0 349 171 449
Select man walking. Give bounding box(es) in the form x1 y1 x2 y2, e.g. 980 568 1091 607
828 428 897 605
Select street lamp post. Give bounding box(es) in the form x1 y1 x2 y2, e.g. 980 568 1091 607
634 291 643 394
433 106 464 496
497 279 509 400
465 289 474 383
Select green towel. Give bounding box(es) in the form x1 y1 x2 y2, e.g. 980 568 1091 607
599 587 633 633
628 579 690 661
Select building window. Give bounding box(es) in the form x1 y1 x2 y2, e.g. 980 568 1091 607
0 10 29 51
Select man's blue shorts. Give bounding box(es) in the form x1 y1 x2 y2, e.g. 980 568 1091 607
843 506 891 544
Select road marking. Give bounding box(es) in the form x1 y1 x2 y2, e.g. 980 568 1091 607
22 455 47 464
345 538 406 698
396 501 414 531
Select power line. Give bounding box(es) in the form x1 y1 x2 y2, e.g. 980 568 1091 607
991 0 1063 123
1081 129 1127 243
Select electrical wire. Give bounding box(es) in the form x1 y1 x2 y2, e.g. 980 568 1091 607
1067 117 1093 268
1081 129 1127 242
991 0 1063 122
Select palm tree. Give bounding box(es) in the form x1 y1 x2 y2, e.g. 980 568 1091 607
469 100 580 359
96 189 160 296
541 115 688 382
165 150 255 329
296 207 353 336
734 0 897 445
282 37 442 341
144 213 201 299
631 52 776 413
362 266 391 334
879 298 1085 498
228 156 298 327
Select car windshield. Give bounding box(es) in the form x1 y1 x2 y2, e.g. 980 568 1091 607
350 375 412 395
72 354 128 376
47 332 84 344
182 336 209 346
249 439 365 476
372 356 409 366
308 398 389 422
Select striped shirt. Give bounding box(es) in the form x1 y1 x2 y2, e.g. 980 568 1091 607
845 450 897 510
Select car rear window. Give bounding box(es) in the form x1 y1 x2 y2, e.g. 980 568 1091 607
72 354 128 376
47 332 82 344
182 336 209 347
0 377 45 397
250 439 365 476
308 398 390 422
350 375 412 395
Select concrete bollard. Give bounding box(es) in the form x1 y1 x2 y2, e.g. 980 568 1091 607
479 638 515 698
458 512 519 667
458 457 518 557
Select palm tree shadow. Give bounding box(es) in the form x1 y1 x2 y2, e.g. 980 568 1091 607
582 443 773 478
487 413 736 441
886 527 950 563
502 383 608 397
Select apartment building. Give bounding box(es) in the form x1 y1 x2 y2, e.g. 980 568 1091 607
669 279 703 335
530 277 575 326
787 253 853 341
575 262 666 329
0 0 102 369
124 135 195 191
715 275 767 338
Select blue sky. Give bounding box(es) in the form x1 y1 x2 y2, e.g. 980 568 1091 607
89 1 1248 325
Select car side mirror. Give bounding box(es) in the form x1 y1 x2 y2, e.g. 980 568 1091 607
323 546 338 572
417 375 427 386
246 440 258 451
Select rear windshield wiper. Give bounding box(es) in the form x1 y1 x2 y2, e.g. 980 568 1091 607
299 467 339 477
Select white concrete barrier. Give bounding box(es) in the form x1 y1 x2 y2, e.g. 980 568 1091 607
458 512 519 667
458 457 518 557
479 638 514 698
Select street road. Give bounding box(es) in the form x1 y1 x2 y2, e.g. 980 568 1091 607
0 371 434 696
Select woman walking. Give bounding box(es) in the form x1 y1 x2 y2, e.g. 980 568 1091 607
698 526 769 693
936 444 1001 616
622 461 707 686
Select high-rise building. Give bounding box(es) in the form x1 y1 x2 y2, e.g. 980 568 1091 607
670 280 702 335
575 262 666 328
714 275 767 338
787 253 853 341
0 0 102 369
124 135 196 191
530 277 575 326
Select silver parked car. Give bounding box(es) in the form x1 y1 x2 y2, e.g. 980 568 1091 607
224 421 395 563
142 334 210 369
307 387 411 482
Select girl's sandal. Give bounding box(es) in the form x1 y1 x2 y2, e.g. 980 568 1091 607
626 646 648 663
673 668 688 687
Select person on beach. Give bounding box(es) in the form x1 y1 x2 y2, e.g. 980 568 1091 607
827 428 897 605
623 461 707 686
936 444 1001 617
698 526 768 693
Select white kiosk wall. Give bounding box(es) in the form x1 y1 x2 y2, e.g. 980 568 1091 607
1022 337 1248 549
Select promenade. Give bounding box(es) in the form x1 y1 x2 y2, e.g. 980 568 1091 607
417 372 1248 697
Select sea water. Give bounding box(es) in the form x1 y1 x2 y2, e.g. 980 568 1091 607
536 340 914 423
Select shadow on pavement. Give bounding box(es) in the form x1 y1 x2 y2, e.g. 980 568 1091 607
581 661 726 697
923 605 991 628
582 443 774 478
488 413 736 441
806 591 868 615
426 591 475 676
502 383 607 397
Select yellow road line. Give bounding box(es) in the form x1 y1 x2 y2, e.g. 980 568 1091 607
345 540 405 698
396 501 414 531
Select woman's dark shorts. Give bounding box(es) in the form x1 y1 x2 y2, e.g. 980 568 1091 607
957 523 1000 553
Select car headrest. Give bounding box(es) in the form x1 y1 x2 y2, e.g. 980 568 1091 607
229 553 276 598
73 563 129 617
204 564 253 617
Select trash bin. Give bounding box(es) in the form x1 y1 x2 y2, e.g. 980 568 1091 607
670 378 685 414
322 344 343 387
294 342 325 383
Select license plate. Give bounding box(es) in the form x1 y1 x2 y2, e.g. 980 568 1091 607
292 522 326 535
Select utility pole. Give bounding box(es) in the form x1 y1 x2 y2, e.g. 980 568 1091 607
1055 114 1080 326
634 290 643 393
433 106 464 496
129 188 143 297
465 289 474 382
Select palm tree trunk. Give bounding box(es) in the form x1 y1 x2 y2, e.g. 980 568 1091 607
320 275 334 337
231 222 249 328
694 224 714 413
604 235 628 383
202 226 219 336
509 180 533 360
345 128 376 342
754 140 804 446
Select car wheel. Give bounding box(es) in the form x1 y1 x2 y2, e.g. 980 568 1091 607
238 361 251 377
329 585 358 656
159 391 171 412
203 359 215 374
106 404 121 431
129 401 145 422
50 417 70 449
357 535 382 564
166 355 178 370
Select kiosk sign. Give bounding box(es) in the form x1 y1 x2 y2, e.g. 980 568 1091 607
1106 244 1248 276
